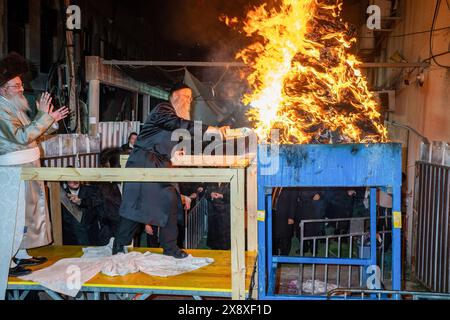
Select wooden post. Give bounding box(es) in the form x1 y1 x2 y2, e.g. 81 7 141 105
88 80 100 136
246 162 258 299
230 168 246 300
0 1 6 56
48 182 63 246
143 95 150 121
27 0 40 66
246 162 258 251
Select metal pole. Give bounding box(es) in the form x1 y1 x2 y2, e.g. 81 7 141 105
370 188 377 286
267 193 275 295
392 183 402 293
102 60 430 69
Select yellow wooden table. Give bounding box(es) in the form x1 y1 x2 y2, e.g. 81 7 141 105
7 246 257 300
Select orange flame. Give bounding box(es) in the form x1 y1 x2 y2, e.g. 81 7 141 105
229 0 388 144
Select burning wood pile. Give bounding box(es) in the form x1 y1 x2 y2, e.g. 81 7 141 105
224 0 388 144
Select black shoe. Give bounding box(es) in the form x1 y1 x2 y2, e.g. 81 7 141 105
13 256 48 267
163 248 188 259
9 265 32 277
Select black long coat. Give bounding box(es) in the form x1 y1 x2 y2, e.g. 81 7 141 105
206 183 231 250
62 185 103 246
119 102 209 227
294 189 327 237
272 187 296 239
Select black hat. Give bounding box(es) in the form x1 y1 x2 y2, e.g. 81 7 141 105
169 83 191 99
0 52 29 86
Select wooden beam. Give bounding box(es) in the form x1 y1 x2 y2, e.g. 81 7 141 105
21 167 236 183
171 154 255 168
230 168 246 300
88 79 100 136
246 162 258 299
48 182 63 246
246 162 258 252
86 56 169 99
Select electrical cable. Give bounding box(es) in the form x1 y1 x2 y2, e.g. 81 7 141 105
423 50 450 62
430 0 450 68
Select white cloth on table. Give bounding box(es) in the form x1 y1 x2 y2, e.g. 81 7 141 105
20 239 214 297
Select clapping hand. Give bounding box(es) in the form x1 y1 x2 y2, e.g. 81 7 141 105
49 104 70 122
36 92 52 113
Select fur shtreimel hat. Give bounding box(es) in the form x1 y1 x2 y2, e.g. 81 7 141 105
169 82 192 99
0 52 29 86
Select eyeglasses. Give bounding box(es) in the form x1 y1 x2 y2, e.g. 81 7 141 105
5 84 24 90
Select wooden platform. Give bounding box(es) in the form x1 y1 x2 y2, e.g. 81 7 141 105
8 246 257 299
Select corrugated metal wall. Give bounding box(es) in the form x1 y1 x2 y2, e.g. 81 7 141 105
40 134 102 168
414 162 450 293
42 153 99 168
98 121 141 149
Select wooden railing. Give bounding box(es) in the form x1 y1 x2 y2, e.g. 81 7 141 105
21 163 257 300
42 153 99 168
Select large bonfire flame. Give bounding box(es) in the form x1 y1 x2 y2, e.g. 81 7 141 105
224 0 388 144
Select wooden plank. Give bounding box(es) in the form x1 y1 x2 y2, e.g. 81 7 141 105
245 162 259 299
246 162 258 252
86 56 168 98
88 80 100 136
230 168 246 300
48 182 63 246
171 154 255 168
21 167 236 183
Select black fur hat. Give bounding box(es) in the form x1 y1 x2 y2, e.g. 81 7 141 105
169 82 192 99
0 52 29 86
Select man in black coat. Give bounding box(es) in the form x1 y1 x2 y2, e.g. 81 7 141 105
272 187 296 256
206 183 231 250
121 132 138 154
113 84 228 258
61 181 104 246
295 188 327 254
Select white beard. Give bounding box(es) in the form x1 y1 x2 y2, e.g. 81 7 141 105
8 94 30 113
174 103 191 120
179 110 191 120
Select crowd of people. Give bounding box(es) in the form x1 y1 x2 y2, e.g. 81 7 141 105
272 187 371 256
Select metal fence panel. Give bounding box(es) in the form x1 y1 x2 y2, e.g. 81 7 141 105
414 162 450 293
185 197 208 249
